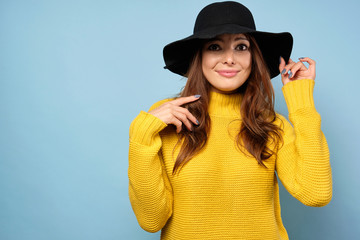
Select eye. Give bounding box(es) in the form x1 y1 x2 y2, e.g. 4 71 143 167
235 44 249 51
207 44 221 51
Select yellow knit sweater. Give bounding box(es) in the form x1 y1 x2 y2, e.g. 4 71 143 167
128 79 332 240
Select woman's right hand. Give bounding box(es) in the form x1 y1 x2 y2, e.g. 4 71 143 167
148 95 201 133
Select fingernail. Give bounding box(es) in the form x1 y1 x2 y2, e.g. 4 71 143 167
194 94 201 98
281 69 286 75
299 57 305 59
196 119 199 125
279 56 282 63
288 71 293 78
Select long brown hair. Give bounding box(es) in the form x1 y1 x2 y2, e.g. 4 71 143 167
172 34 282 174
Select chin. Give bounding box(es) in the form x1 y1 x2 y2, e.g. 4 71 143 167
213 86 239 94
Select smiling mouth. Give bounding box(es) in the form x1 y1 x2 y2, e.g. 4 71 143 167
216 70 239 78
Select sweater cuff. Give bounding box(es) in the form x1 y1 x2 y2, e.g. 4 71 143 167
129 111 168 146
282 79 315 114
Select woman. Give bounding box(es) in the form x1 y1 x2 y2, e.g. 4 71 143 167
128 1 332 239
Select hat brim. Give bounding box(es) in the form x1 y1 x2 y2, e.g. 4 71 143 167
163 24 293 79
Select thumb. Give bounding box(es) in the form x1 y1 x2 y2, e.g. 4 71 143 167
279 56 286 72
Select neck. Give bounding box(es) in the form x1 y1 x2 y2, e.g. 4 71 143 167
208 90 242 117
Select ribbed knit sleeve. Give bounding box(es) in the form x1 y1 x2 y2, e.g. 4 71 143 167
128 100 173 232
276 79 332 207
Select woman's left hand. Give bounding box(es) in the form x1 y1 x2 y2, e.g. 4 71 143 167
279 57 316 85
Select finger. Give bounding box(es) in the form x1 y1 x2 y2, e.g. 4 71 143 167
171 118 183 133
287 61 307 79
280 58 296 76
299 57 316 65
171 95 201 106
175 106 199 125
172 110 193 131
299 57 316 77
278 56 286 72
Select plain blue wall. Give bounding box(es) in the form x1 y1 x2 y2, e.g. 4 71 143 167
1 0 359 239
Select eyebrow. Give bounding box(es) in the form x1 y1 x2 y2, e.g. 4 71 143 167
235 37 249 41
209 36 249 42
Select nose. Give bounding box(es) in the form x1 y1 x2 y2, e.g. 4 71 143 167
223 49 235 65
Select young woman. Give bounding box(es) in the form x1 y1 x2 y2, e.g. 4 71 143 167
128 2 332 239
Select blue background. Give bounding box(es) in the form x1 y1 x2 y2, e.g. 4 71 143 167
1 0 359 239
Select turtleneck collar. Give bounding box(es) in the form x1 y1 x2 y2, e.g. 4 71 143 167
208 91 243 117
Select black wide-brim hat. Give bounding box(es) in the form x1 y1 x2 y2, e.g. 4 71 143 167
163 1 293 79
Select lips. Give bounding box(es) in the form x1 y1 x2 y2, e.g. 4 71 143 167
216 70 239 78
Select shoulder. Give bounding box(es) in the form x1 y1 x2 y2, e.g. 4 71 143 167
148 98 175 111
274 113 297 144
274 113 293 132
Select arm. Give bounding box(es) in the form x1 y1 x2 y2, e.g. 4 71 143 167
275 79 332 207
128 95 200 231
128 100 173 233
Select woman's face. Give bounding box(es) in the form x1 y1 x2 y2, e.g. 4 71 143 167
202 33 252 94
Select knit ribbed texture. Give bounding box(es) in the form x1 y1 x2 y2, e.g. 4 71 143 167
208 90 242 116
282 78 315 113
128 79 332 239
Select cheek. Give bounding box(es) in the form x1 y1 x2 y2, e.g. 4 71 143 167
202 54 211 78
246 57 252 70
202 52 218 70
242 52 252 69
239 54 252 76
